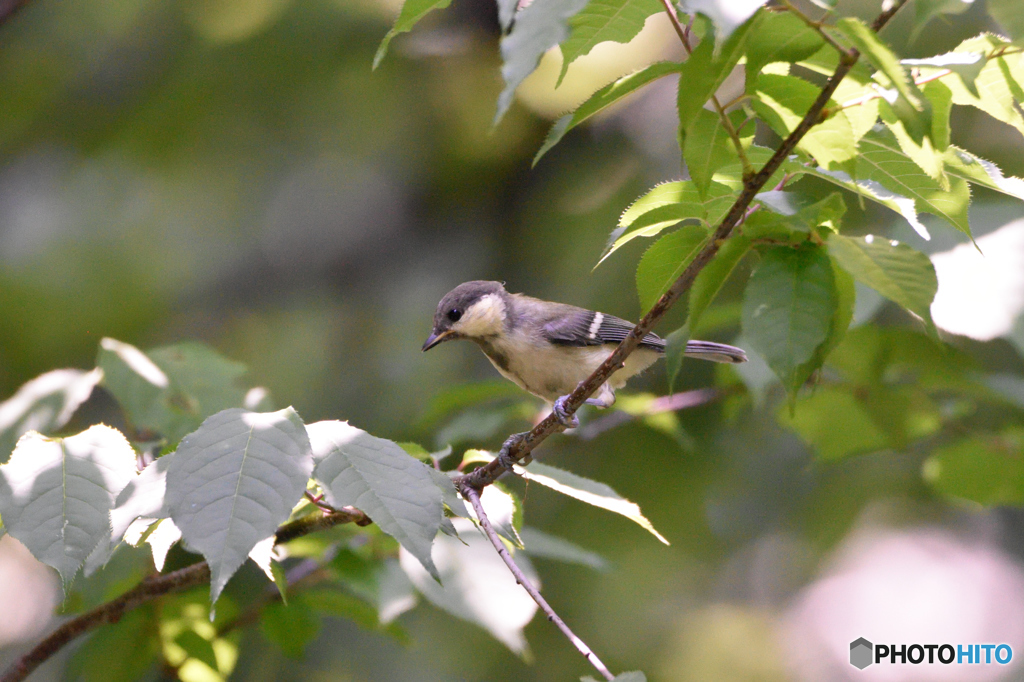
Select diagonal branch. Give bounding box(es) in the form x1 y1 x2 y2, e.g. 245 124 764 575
460 485 615 682
456 0 910 492
0 508 369 682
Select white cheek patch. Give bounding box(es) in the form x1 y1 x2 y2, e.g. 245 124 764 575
587 312 603 340
455 294 506 337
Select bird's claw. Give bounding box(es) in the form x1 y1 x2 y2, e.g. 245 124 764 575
497 432 528 471
552 395 580 429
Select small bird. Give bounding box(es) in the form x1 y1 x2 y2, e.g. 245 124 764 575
422 280 747 426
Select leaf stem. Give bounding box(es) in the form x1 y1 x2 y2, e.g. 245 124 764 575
460 485 615 682
657 0 754 178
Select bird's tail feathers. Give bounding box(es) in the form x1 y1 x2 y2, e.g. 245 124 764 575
683 340 748 364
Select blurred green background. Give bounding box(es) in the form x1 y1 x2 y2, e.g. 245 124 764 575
2 0 1024 679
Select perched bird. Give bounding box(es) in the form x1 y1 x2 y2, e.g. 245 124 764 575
422 280 747 426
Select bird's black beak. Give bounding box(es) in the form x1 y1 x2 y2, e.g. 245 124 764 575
422 330 455 352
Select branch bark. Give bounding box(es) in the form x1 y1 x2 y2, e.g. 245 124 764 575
0 509 367 682
456 0 909 492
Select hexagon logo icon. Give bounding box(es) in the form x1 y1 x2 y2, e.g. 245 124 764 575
850 637 873 669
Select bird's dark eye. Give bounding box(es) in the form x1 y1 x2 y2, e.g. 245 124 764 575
447 308 462 322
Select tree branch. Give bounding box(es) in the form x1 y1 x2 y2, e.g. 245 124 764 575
0 509 368 682
460 485 615 682
456 0 909 492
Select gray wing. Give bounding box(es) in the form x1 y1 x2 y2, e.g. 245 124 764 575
541 307 666 352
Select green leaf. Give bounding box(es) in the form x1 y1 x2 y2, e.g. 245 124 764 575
684 109 749 199
827 234 938 330
262 596 323 659
713 144 790 191
912 0 974 40
557 0 664 86
373 0 454 69
308 420 444 581
832 77 881 142
741 245 837 396
793 164 931 239
676 13 758 134
835 17 923 112
751 74 856 168
743 10 824 91
535 61 683 165
780 387 890 460
856 129 972 237
943 146 1024 202
519 527 609 570
879 83 950 189
271 559 289 605
944 34 1024 137
790 257 855 388
923 79 952 152
925 429 1024 505
0 367 102 465
496 0 592 123
635 225 709 313
601 180 732 264
665 234 752 389
682 0 764 43
165 408 314 606
987 0 1024 41
97 338 249 445
399 517 539 654
0 425 137 586
512 461 669 544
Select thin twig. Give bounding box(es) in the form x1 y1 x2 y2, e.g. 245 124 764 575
461 485 615 682
574 388 721 440
0 509 368 682
658 0 754 177
456 0 909 493
779 0 852 58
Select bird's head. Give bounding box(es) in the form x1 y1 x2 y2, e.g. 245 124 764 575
423 280 508 351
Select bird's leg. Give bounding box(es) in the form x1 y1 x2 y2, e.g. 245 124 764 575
586 383 616 409
496 431 529 471
554 383 615 428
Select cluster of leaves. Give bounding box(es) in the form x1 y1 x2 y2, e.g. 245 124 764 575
372 0 1024 537
0 338 661 680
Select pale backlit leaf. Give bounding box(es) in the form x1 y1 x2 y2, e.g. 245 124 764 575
165 408 314 605
308 420 443 581
0 425 137 585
